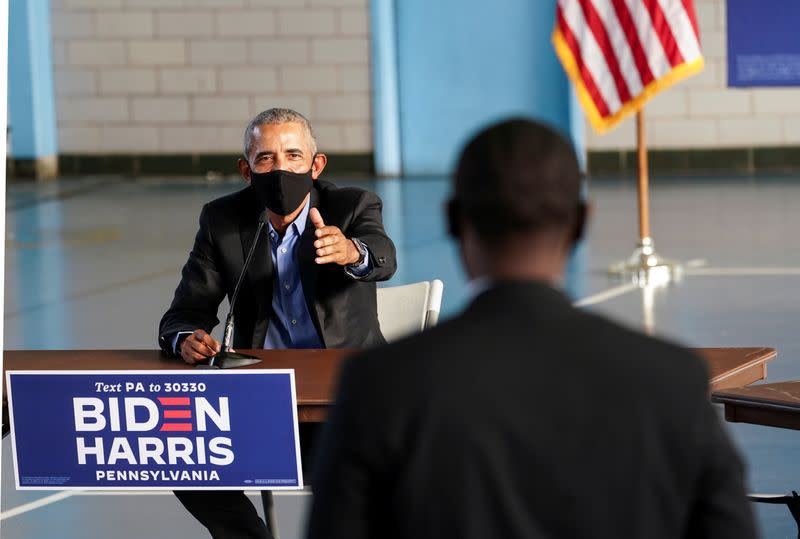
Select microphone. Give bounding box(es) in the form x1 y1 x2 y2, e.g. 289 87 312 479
197 212 268 369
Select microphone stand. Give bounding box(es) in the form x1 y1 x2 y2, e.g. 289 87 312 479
197 214 267 369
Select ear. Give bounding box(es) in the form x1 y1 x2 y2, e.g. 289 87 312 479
445 198 462 238
571 201 589 245
311 153 327 180
238 158 252 184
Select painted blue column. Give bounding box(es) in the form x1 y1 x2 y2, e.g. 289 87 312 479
0 1 7 354
9 0 58 178
393 0 581 174
370 0 588 302
373 178 406 285
369 0 402 176
564 87 588 300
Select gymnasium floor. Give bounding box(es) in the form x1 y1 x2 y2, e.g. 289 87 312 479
3 172 800 538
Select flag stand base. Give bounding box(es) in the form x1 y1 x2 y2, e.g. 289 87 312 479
608 237 683 288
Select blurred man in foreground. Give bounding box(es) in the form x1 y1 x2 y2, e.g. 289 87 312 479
306 118 757 539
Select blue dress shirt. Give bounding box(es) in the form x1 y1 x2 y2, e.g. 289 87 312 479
264 199 322 349
263 199 371 349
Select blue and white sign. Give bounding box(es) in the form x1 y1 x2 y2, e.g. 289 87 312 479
6 370 303 490
728 0 800 87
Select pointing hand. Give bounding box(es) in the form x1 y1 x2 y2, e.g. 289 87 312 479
309 208 362 266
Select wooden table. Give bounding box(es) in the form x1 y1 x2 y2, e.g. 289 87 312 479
701 347 776 391
2 347 776 425
713 380 800 431
2 349 351 423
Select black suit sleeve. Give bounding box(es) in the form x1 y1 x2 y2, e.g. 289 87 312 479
685 384 759 538
158 204 226 355
306 355 381 539
346 190 397 282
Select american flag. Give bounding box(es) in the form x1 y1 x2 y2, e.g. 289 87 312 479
553 0 704 133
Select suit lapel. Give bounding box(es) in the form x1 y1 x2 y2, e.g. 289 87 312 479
298 187 324 342
241 204 273 348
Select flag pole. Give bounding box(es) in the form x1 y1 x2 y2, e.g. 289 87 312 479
608 107 682 287
637 110 650 242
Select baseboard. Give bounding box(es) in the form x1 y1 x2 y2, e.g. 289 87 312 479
12 148 800 178
8 152 375 178
588 146 800 175
8 155 59 179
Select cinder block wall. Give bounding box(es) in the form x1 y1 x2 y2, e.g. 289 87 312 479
49 0 800 167
50 0 372 157
586 0 800 151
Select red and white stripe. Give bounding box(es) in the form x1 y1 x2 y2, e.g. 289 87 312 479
554 0 703 132
158 396 193 431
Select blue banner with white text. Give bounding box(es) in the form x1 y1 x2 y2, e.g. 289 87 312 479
728 0 800 87
7 370 302 490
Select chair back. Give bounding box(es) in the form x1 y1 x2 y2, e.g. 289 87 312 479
377 279 444 342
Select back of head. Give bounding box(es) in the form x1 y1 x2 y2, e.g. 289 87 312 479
449 118 582 244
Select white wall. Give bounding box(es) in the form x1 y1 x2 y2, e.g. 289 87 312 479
586 0 800 151
50 0 372 155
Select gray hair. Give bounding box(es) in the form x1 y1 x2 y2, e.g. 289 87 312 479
242 108 318 159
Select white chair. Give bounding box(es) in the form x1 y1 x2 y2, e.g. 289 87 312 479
377 279 444 342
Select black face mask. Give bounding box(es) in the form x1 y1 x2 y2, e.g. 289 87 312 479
250 167 313 216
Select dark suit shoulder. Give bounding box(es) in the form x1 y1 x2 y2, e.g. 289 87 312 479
340 315 460 385
347 296 709 412
571 308 708 385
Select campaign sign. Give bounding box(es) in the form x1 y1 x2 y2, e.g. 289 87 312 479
728 0 800 87
6 370 303 490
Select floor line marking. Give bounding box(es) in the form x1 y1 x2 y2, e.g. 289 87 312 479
687 267 800 277
4 267 178 320
684 258 708 269
574 283 638 307
6 178 125 212
0 491 75 521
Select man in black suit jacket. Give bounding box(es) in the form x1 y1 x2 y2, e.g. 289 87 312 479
307 118 757 539
159 108 396 538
